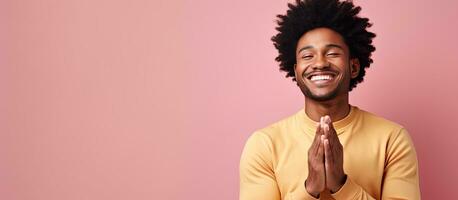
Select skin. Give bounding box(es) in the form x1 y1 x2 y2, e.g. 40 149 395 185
294 27 360 198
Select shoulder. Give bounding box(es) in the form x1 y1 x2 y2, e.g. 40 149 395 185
356 107 407 136
253 110 301 143
356 107 415 150
243 109 301 152
358 108 403 130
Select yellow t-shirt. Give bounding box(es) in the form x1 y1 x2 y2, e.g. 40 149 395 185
239 106 420 200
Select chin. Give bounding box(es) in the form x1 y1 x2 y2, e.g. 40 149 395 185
308 91 339 102
300 86 340 102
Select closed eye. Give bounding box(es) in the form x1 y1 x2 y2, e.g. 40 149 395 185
302 55 313 60
327 53 340 57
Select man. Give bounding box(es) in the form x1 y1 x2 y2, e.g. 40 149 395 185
239 0 420 199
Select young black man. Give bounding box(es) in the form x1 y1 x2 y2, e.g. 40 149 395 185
239 0 421 199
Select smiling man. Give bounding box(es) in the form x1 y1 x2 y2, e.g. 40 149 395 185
239 0 420 199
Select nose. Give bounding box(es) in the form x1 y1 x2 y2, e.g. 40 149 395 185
312 55 330 70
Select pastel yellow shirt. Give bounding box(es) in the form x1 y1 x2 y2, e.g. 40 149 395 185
239 106 420 200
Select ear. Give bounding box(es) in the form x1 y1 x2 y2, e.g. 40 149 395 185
350 58 360 79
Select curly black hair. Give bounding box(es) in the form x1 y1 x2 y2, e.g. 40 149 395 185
271 0 376 91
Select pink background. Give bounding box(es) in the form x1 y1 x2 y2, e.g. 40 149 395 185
2 0 457 199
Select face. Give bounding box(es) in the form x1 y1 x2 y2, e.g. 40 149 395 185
295 27 360 102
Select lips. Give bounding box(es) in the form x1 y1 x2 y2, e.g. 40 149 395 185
302 71 337 87
310 74 334 81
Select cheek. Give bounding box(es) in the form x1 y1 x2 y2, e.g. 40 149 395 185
334 60 350 73
297 61 311 70
294 65 306 76
294 65 303 77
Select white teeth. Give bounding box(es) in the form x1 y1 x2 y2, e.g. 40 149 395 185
310 75 333 81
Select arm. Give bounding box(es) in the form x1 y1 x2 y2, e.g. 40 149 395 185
330 128 420 200
380 128 421 200
329 176 376 199
239 132 281 200
320 116 377 200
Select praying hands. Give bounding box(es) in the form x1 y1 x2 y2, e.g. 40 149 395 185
305 116 347 198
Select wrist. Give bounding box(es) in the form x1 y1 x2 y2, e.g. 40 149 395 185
330 174 347 193
304 180 320 198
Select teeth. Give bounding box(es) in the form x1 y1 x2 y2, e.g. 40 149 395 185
310 75 333 81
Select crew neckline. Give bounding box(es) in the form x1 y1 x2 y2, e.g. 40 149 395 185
296 105 360 136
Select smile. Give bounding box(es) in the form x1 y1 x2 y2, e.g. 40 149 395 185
306 72 337 85
310 75 334 81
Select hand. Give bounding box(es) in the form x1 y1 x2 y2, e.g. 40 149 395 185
304 122 326 198
322 116 347 193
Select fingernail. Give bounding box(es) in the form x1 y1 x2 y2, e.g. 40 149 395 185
325 116 331 124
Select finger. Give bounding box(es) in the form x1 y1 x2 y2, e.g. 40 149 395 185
324 139 332 161
327 116 337 136
315 120 322 136
311 122 322 154
324 115 331 124
317 135 325 158
324 116 332 134
324 115 339 145
322 123 333 154
324 139 332 170
321 117 330 141
320 116 325 130
324 126 333 152
323 124 330 139
324 115 334 133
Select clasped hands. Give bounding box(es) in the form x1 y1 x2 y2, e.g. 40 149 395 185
305 115 347 198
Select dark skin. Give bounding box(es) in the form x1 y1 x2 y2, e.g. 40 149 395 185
306 116 346 197
294 28 360 198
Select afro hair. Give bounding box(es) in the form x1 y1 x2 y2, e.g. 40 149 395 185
271 0 376 91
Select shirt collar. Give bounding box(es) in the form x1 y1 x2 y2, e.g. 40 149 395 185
295 105 360 136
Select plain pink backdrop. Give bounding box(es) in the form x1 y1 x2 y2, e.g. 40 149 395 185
2 0 457 199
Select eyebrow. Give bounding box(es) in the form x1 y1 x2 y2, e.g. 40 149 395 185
297 44 344 54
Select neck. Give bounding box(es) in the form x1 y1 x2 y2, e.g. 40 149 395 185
304 93 351 122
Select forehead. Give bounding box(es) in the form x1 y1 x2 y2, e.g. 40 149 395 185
296 27 348 52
